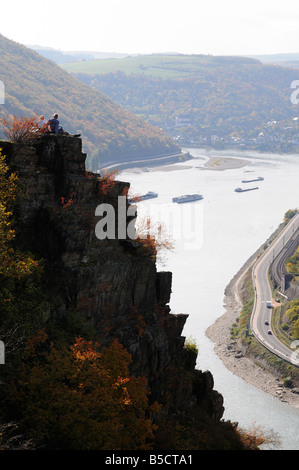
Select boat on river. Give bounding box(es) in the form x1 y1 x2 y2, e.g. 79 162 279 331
234 187 259 193
128 191 158 203
172 194 203 203
241 176 264 183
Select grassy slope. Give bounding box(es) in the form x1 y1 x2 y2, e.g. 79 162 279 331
61 53 260 77
0 36 179 170
61 54 299 138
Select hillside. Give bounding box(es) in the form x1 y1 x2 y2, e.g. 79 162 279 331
0 36 179 171
61 54 299 147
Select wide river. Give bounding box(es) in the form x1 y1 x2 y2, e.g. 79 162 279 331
118 148 299 450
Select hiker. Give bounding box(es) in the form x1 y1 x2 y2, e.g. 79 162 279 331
37 115 47 129
47 113 60 134
47 113 81 138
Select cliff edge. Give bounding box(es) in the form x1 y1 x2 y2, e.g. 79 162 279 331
0 134 250 450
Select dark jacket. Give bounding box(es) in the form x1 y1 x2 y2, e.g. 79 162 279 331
48 118 59 134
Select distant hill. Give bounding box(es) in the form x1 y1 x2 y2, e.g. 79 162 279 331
61 53 261 78
246 53 299 69
60 54 299 143
0 36 179 170
40 47 299 70
27 46 130 64
26 46 95 64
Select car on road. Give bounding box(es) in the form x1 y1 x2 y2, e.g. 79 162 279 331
267 330 272 335
265 321 269 325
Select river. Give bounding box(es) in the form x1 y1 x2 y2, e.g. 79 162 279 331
118 148 299 450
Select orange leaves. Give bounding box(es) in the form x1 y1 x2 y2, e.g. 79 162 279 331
0 114 42 144
11 333 157 449
71 336 102 362
112 377 132 406
60 192 75 210
236 423 281 450
97 170 119 196
3 256 39 280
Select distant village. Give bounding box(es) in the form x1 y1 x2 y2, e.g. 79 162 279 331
166 115 299 153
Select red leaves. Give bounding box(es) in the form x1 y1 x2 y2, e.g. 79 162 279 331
97 170 119 196
60 192 75 210
0 114 42 144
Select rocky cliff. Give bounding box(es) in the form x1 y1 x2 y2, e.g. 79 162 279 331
1 134 247 449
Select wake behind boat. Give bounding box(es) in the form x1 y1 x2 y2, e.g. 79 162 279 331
172 193 203 203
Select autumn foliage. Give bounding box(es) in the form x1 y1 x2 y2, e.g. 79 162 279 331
135 215 174 264
0 150 38 278
97 170 119 196
0 114 43 145
236 424 281 450
10 332 158 450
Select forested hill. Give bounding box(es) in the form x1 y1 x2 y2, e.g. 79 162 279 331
61 54 299 146
0 36 179 170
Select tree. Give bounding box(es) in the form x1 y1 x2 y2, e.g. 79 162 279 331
0 114 42 145
0 151 38 279
10 333 158 450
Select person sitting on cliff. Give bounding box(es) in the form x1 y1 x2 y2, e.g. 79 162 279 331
47 113 60 134
37 115 47 129
46 113 80 138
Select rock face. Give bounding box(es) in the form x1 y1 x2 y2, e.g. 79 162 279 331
1 134 224 425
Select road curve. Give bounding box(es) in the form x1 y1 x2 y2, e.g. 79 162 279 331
251 213 299 367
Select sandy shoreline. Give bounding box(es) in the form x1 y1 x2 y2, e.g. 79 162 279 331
206 247 299 409
120 155 251 174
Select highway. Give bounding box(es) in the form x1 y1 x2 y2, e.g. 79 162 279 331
251 212 299 367
102 151 189 172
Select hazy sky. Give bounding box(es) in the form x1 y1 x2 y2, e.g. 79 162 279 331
2 0 299 56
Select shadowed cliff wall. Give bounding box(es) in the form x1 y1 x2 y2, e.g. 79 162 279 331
1 134 235 446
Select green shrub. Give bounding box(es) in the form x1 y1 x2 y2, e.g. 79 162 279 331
184 336 198 354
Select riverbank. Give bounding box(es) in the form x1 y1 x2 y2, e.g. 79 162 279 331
120 164 193 173
103 151 192 173
120 155 250 174
121 151 299 408
206 246 299 409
